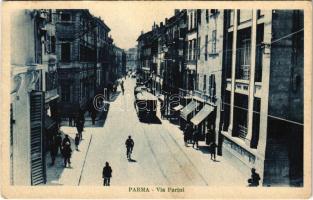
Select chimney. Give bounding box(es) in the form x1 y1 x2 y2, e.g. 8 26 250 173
165 18 168 25
160 22 163 27
175 9 180 15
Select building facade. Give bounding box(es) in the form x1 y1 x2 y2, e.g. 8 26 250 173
55 9 97 118
10 9 59 185
126 47 138 73
137 9 304 186
220 9 304 186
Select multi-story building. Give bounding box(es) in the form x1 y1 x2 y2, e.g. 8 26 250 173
220 10 304 186
55 9 97 118
113 46 126 79
126 47 138 73
95 17 111 95
10 9 59 185
182 9 224 146
162 10 187 113
137 30 154 82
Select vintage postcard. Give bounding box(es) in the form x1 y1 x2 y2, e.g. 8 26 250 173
1 1 312 199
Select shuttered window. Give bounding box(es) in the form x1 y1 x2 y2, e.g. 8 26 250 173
30 91 46 185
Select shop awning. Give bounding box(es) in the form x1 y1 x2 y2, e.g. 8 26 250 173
190 105 214 126
45 115 56 130
173 105 184 111
180 100 199 121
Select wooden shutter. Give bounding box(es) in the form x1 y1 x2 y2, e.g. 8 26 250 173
30 91 46 185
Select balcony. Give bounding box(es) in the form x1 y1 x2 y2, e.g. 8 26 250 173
226 78 262 97
179 88 192 98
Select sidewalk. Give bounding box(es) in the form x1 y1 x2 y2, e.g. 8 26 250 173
46 126 92 185
155 102 248 186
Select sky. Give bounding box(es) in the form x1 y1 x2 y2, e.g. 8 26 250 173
90 4 175 50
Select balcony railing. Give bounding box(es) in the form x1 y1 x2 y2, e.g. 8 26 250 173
238 124 248 140
226 78 262 97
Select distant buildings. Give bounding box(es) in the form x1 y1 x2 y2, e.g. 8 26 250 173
126 47 137 72
137 9 304 186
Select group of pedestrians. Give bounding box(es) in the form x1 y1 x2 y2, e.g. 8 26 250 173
183 123 217 161
183 123 200 149
49 127 83 168
49 132 74 168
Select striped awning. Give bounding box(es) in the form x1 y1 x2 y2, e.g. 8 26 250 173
190 105 214 126
180 100 199 120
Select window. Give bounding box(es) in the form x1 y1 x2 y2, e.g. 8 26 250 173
197 9 201 24
50 36 56 54
203 75 207 92
240 39 251 80
190 12 193 29
205 35 208 60
61 13 71 21
193 39 197 60
208 74 216 100
206 10 209 22
194 10 197 28
211 9 218 15
61 42 71 62
211 30 217 54
198 37 201 59
189 40 192 60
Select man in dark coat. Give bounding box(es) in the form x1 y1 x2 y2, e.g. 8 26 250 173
62 134 71 147
102 162 112 186
63 142 72 167
125 136 134 160
192 130 200 149
248 168 261 186
209 142 217 161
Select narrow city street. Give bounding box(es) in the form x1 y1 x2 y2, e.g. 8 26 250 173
76 78 247 186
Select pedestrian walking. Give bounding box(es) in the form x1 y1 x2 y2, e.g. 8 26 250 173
209 142 217 161
125 135 134 160
192 130 199 149
248 168 261 186
63 142 72 167
55 131 62 154
102 162 112 186
75 133 80 151
62 134 71 147
91 110 97 125
49 139 58 166
183 123 191 147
